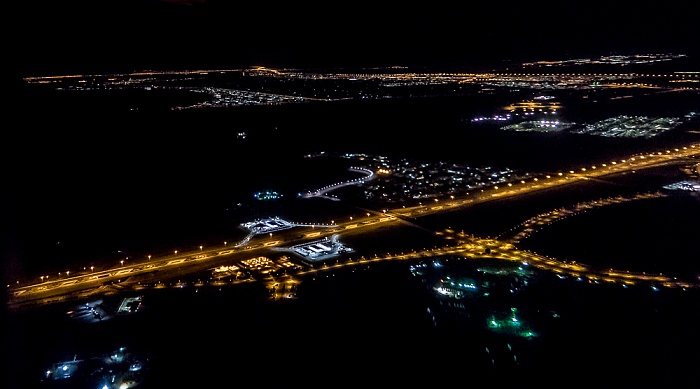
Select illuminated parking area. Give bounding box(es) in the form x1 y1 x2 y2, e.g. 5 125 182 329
281 235 353 262
117 296 143 315
241 217 295 234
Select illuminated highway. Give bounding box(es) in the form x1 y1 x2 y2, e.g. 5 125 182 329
497 192 669 243
296 233 694 288
388 144 699 219
6 142 700 309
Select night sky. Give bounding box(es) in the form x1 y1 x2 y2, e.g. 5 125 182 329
13 0 700 76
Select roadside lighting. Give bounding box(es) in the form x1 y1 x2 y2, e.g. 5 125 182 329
199 245 203 251
224 241 227 246
66 271 70 277
40 276 44 282
120 260 124 267
148 255 151 261
174 250 178 255
91 266 94 272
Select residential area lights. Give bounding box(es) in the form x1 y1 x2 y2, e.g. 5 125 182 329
24 60 700 112
375 144 699 214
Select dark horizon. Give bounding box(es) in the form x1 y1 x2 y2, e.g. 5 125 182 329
13 0 700 77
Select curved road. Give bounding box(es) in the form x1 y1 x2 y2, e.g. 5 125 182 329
7 142 700 309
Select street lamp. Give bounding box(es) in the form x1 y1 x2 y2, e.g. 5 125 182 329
148 255 151 261
200 245 203 251
120 260 124 267
91 266 94 272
